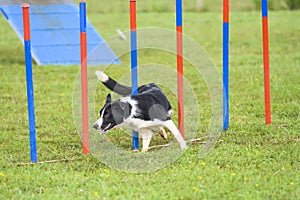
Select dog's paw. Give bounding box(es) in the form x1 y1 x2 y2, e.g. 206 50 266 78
180 141 187 151
141 148 149 153
141 149 149 153
159 128 167 140
95 71 109 82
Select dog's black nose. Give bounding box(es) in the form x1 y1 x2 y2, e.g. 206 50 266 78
93 124 99 130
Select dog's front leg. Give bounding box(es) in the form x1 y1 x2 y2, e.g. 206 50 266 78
139 129 153 152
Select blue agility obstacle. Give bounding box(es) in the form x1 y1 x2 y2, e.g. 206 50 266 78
0 1 120 65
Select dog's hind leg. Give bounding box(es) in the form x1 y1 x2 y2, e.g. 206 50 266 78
158 127 167 140
163 120 187 150
139 129 153 152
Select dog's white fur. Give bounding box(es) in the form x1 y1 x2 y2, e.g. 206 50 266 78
94 71 187 152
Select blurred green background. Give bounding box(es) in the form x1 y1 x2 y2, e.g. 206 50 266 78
72 0 300 13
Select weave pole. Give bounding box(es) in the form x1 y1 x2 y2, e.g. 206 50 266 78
262 0 271 124
22 4 38 162
223 0 229 131
130 0 139 150
176 0 184 138
80 0 89 154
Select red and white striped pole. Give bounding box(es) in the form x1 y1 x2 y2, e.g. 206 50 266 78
176 0 184 138
80 0 89 154
262 0 271 124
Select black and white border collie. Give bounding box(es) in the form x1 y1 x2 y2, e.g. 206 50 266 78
93 71 187 152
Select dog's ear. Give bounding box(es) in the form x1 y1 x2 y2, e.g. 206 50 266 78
111 102 124 124
111 102 131 124
111 101 126 111
111 102 124 111
119 102 126 110
113 102 129 112
106 94 112 103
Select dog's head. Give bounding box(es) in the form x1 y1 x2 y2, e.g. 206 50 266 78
93 94 131 134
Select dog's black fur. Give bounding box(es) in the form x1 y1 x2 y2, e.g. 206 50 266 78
93 71 186 151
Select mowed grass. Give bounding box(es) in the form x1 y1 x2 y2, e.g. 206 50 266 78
0 6 300 200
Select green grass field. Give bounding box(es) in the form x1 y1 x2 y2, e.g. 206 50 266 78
0 1 299 199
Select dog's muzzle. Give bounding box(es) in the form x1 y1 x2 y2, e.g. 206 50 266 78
93 123 100 130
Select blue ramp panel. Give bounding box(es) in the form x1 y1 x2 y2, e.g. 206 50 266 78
0 4 120 65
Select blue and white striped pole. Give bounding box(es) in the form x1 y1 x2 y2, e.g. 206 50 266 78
223 0 229 131
130 0 139 150
22 4 37 162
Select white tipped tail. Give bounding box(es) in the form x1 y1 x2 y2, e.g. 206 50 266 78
116 29 127 40
95 71 109 82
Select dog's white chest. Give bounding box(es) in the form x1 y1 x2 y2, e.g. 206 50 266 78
123 117 164 131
